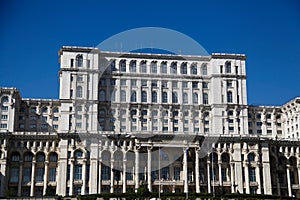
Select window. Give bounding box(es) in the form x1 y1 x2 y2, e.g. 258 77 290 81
162 92 168 103
151 62 157 73
131 91 137 102
99 90 106 101
129 60 136 72
1 115 7 120
141 61 147 73
49 153 58 162
74 165 82 180
76 86 83 98
172 92 178 103
256 114 261 119
75 150 83 159
1 106 8 111
53 116 59 121
36 168 44 182
191 63 197 75
49 168 56 182
183 93 188 104
76 55 83 68
202 82 208 89
120 79 126 86
172 81 178 88
192 82 198 89
256 122 262 126
142 91 147 102
120 60 126 72
41 124 48 130
141 80 147 87
100 79 106 86
10 167 19 183
29 124 36 129
120 90 126 102
42 116 47 121
193 93 198 104
42 107 48 113
203 93 209 104
174 167 180 180
202 64 207 75
182 82 188 88
227 91 233 103
181 63 187 74
53 107 59 113
23 168 31 183
152 91 157 103
1 96 9 103
225 62 231 73
70 59 74 67
162 167 170 180
77 75 83 82
102 165 110 180
161 62 167 73
0 124 7 129
221 168 227 181
170 62 177 74
249 167 256 182
131 79 137 87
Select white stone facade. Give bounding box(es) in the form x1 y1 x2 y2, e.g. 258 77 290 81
0 46 299 197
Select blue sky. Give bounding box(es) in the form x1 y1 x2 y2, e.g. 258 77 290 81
0 0 299 106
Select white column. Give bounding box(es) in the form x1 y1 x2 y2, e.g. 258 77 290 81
195 150 200 193
218 163 222 187
123 161 127 193
69 161 74 195
244 162 250 194
17 162 23 196
98 162 102 193
110 161 114 193
230 163 235 193
287 165 292 197
30 161 36 196
256 165 261 194
81 160 87 195
207 162 211 193
43 162 49 195
183 148 188 193
147 148 152 192
135 149 139 192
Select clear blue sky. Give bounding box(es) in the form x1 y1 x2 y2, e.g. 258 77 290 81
0 0 299 106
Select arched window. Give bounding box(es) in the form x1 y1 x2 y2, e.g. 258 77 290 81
162 92 168 103
225 62 231 73
49 153 58 162
201 64 207 75
110 60 116 71
181 63 187 74
191 63 197 75
193 93 198 104
152 91 157 103
99 90 106 101
74 150 83 159
170 62 177 74
172 92 178 103
203 93 209 104
161 61 167 74
1 96 9 103
76 55 83 67
227 91 233 103
183 93 188 104
221 153 230 163
140 61 147 73
24 152 33 162
42 107 48 113
37 153 45 162
129 60 136 72
119 60 126 72
76 86 83 98
131 91 137 102
120 90 126 102
248 153 255 162
142 91 147 102
53 107 59 113
150 61 157 73
11 152 20 162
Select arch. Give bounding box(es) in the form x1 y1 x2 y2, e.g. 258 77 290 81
11 152 20 162
119 59 126 72
225 61 231 73
161 61 167 73
110 59 116 71
126 152 135 161
247 152 255 162
131 91 137 102
113 151 123 161
150 61 157 73
140 60 147 73
36 152 45 162
48 152 58 162
102 150 111 161
1 96 9 103
23 151 33 162
76 86 83 98
201 63 207 75
99 90 106 101
76 54 83 67
74 149 83 159
181 62 187 74
129 60 136 72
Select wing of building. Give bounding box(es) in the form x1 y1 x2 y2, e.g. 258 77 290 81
0 46 299 197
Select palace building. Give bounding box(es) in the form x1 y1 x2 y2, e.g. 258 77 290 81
0 46 299 197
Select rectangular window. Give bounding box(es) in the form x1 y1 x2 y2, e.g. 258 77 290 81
174 167 180 180
19 123 25 129
42 116 47 121
102 166 110 180
1 115 8 120
151 81 158 87
30 116 37 121
249 167 256 182
182 82 188 88
74 165 82 180
53 116 59 121
1 106 8 111
120 79 126 86
41 124 48 130
10 167 19 183
172 81 178 88
221 168 227 181
192 82 198 89
49 168 56 182
256 122 262 126
23 168 31 183
163 127 168 132
162 81 168 88
0 124 7 129
202 82 208 89
257 129 262 134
